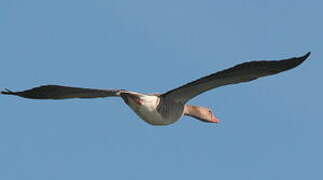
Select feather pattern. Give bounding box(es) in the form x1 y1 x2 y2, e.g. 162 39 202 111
162 52 310 103
1 85 124 99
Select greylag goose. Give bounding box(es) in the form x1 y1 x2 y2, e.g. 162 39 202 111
1 52 310 125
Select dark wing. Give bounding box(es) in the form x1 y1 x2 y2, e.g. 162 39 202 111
1 85 124 99
162 52 310 103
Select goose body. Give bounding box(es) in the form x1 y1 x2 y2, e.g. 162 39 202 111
120 92 184 125
1 52 310 125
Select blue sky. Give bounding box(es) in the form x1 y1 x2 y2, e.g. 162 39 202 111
1 0 322 179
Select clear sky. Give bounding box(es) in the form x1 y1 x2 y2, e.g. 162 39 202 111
1 0 322 179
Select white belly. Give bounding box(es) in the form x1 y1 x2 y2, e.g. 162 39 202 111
126 95 183 125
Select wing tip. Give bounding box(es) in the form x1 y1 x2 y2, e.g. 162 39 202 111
301 51 311 61
298 51 311 62
288 51 311 68
1 88 16 95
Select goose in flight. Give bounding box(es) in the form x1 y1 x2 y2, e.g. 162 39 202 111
1 52 310 125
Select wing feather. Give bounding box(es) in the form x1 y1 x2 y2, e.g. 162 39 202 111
162 52 310 103
1 85 124 99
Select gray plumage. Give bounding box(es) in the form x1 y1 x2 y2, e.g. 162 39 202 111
1 85 124 99
162 52 310 103
2 52 310 101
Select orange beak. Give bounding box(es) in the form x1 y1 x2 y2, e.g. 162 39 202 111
211 115 220 123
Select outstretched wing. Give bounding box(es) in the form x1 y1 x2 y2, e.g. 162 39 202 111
162 52 310 103
1 85 124 99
